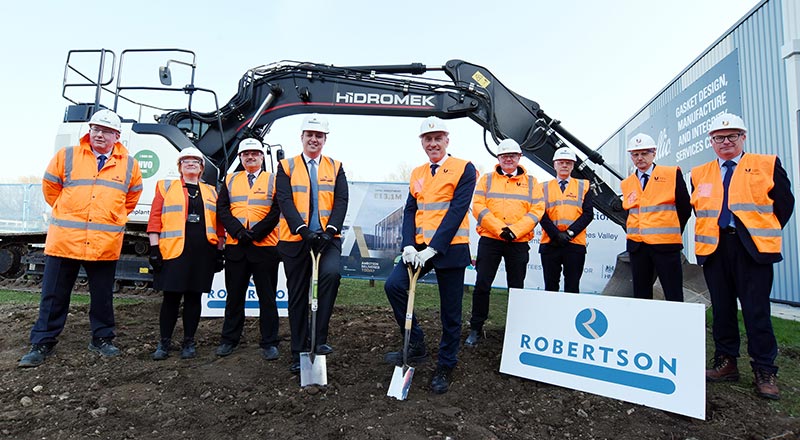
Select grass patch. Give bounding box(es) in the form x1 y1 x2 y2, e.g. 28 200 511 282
0 290 143 305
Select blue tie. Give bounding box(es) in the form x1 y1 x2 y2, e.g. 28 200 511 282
559 180 567 193
641 173 649 190
97 155 107 172
247 173 255 188
308 159 322 232
430 164 439 176
718 160 736 227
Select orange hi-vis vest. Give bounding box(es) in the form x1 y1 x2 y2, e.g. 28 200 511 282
540 179 590 246
410 157 473 245
278 155 341 242
691 153 782 256
473 169 544 242
42 137 143 261
225 171 278 246
621 165 682 244
156 179 219 260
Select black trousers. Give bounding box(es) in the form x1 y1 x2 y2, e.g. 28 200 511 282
540 245 586 293
629 244 684 302
30 256 117 345
159 290 202 343
704 231 778 373
280 240 341 359
469 237 529 330
220 246 280 348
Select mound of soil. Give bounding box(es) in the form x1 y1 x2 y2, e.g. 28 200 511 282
0 300 796 439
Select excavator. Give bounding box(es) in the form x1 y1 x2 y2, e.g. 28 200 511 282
0 48 632 292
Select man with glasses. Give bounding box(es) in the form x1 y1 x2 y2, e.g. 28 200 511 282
19 109 143 367
693 113 794 400
465 139 544 347
215 138 282 361
618 133 691 302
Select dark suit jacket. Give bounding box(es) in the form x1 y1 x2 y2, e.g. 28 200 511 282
624 165 692 253
216 176 281 262
539 183 594 255
275 156 348 258
401 158 477 269
694 155 794 265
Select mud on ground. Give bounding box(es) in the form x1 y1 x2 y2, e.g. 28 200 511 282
0 301 797 440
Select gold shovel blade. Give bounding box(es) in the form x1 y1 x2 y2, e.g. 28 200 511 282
387 364 414 400
299 352 327 387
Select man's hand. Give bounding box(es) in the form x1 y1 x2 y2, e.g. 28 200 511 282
402 246 417 265
214 250 225 273
149 247 163 272
499 227 516 242
236 229 254 245
299 227 319 245
317 231 334 252
414 247 437 268
557 231 572 244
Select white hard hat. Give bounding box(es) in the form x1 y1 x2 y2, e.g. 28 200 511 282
627 133 656 151
419 116 449 136
177 147 204 164
300 113 330 133
89 109 122 133
496 139 522 155
552 147 577 162
237 138 264 155
708 113 747 134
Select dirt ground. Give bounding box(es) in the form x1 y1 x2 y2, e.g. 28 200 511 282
1 299 797 440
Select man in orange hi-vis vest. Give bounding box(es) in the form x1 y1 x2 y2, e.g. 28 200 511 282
619 132 691 302
384 116 477 395
19 110 142 368
276 114 348 375
694 113 794 401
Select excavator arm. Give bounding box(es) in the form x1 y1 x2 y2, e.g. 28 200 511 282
151 59 627 226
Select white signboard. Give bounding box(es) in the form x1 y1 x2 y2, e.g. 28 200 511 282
201 264 289 317
500 289 705 419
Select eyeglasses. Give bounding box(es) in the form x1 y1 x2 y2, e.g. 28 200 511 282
711 133 743 143
180 159 202 165
89 126 118 136
629 150 655 158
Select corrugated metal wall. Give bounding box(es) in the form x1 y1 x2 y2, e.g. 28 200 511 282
597 0 799 304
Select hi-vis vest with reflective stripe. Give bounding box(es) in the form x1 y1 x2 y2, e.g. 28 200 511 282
621 165 682 244
156 180 219 260
473 170 543 242
691 154 781 256
540 179 589 246
225 171 278 246
410 157 472 245
43 139 142 261
278 155 341 242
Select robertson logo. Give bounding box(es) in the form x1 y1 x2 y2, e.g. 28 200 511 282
517 308 677 394
335 92 435 107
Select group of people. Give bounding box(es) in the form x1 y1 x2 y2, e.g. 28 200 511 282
18 109 794 400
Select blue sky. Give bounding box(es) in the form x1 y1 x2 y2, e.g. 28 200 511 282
0 0 760 182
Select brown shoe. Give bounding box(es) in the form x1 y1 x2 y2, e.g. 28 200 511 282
706 355 739 382
754 369 780 400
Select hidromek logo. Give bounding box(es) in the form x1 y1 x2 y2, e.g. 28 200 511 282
518 308 678 394
335 92 435 107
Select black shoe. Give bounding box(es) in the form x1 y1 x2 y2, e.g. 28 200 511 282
180 341 197 359
315 344 333 355
289 360 301 373
261 346 280 361
19 343 55 368
431 365 453 394
464 330 481 348
215 342 237 357
384 341 428 366
151 339 170 361
88 338 120 357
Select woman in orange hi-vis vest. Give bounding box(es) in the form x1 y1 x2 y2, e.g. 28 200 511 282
147 147 224 361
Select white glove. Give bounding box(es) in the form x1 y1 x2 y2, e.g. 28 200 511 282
402 246 417 265
413 247 437 268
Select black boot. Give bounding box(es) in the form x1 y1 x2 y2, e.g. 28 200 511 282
152 338 170 361
180 339 197 359
384 340 428 366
